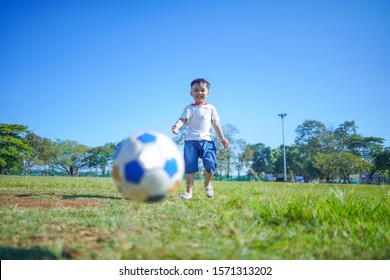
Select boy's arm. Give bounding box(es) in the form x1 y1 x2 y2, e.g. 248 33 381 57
212 119 230 148
172 118 187 134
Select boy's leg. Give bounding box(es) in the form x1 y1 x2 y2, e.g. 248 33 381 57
204 171 214 187
201 141 217 197
182 141 199 199
204 171 214 197
185 173 195 196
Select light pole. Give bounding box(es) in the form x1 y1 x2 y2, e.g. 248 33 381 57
278 113 287 181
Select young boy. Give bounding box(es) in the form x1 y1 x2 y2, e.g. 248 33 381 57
172 78 230 199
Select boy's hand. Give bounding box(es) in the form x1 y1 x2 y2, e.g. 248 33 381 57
221 138 230 148
172 125 178 135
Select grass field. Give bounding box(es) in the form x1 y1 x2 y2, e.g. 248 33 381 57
0 175 389 260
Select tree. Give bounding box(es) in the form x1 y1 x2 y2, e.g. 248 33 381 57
334 120 358 152
294 120 381 179
51 139 89 176
0 124 31 174
83 143 116 175
239 144 254 171
313 153 338 182
249 143 271 178
346 134 384 161
222 123 240 177
235 139 250 177
333 121 384 161
24 132 56 175
333 152 373 183
270 145 302 179
373 148 390 176
314 152 372 183
214 124 240 177
294 120 330 178
295 120 330 153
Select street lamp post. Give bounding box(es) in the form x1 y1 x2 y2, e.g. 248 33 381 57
278 113 287 182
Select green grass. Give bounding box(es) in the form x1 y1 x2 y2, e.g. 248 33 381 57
0 175 389 260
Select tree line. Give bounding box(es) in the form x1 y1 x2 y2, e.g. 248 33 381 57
174 120 389 184
0 124 115 176
1 121 389 183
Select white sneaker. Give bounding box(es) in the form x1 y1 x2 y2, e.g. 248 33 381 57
180 192 192 199
204 186 214 198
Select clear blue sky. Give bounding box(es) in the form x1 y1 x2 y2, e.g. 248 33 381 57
1 0 389 149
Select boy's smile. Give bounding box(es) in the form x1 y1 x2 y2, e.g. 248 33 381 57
190 83 209 104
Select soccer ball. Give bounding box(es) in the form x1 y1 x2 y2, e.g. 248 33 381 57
112 131 184 202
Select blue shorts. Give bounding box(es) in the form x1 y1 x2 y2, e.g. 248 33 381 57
184 140 218 174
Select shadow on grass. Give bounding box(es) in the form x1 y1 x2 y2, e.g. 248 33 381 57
16 193 123 200
0 246 69 260
61 194 123 200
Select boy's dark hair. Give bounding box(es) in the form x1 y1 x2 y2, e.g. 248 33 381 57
191 78 210 89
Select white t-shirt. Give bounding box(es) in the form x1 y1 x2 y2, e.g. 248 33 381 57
180 103 220 141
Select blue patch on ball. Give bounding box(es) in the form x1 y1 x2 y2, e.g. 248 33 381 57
124 160 144 183
137 133 157 143
164 158 178 178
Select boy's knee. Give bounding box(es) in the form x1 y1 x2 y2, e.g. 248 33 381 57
185 164 199 174
204 159 217 174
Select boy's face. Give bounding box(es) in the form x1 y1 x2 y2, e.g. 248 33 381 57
190 82 209 104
